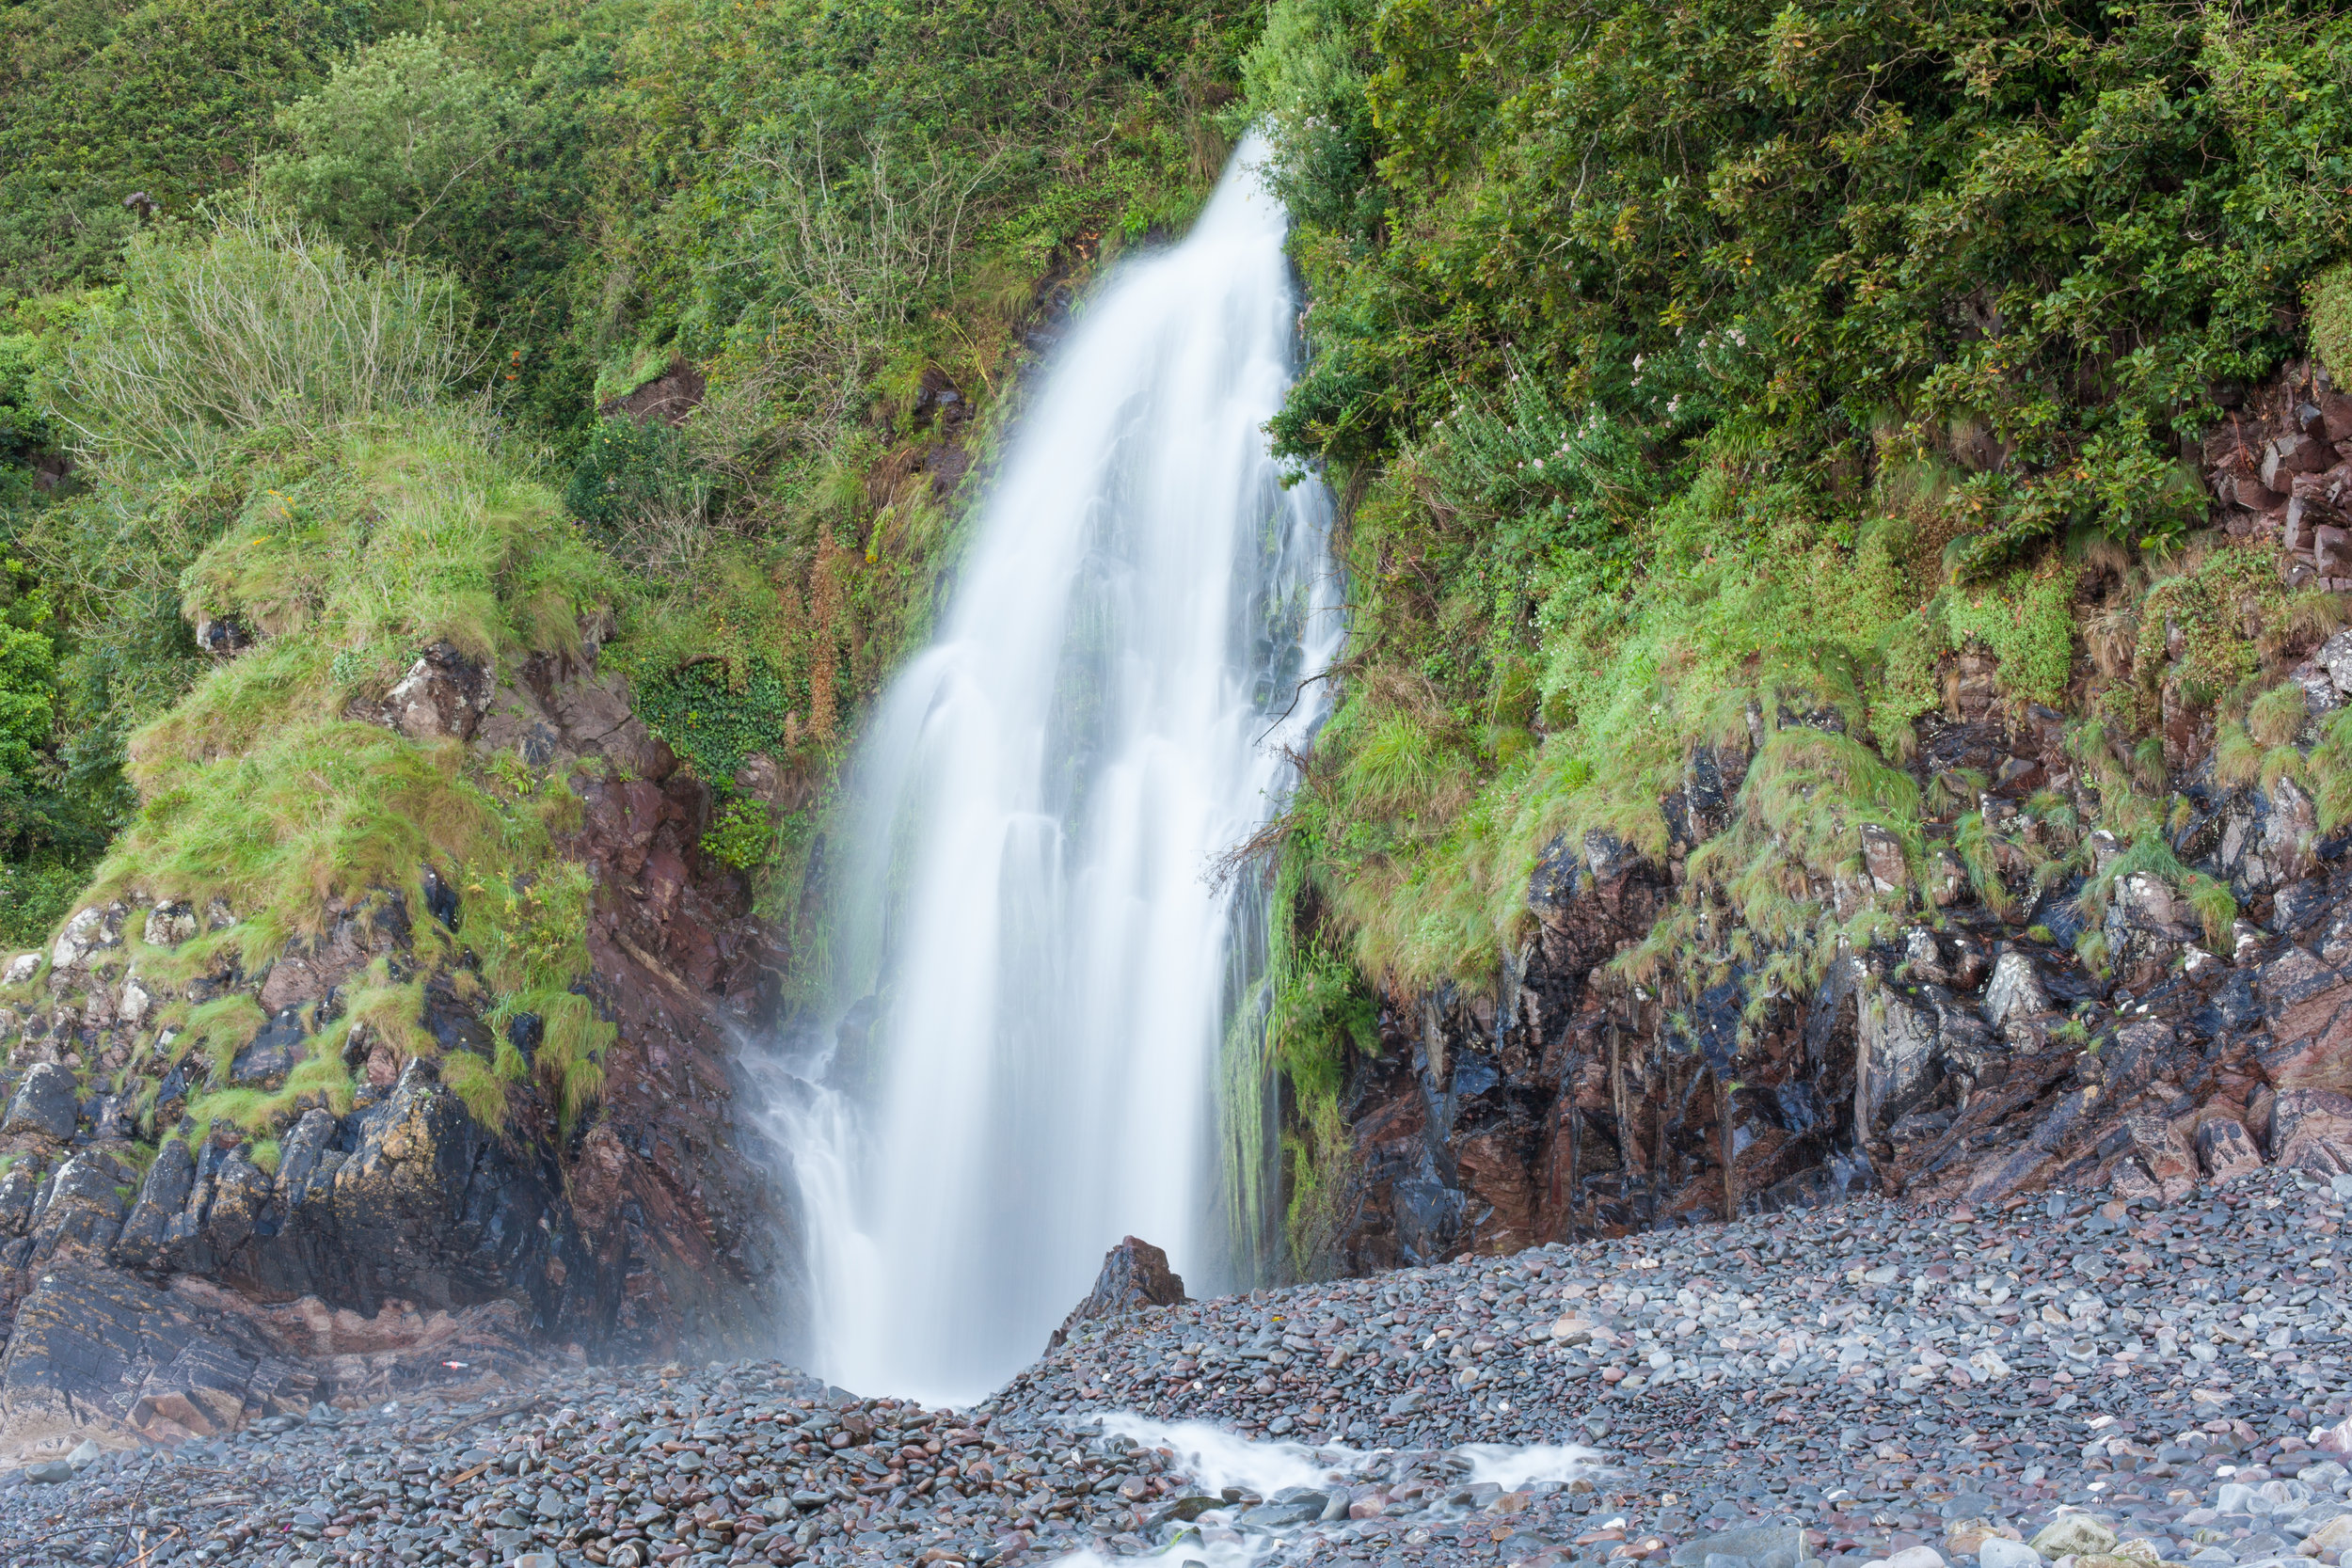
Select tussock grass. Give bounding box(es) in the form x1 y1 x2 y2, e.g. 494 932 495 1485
49 207 475 466
56 418 624 1139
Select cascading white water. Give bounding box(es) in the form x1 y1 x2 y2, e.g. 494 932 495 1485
759 137 1343 1407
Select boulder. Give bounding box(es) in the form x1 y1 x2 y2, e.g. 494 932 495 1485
2123 1114 2199 1202
2265 432 2333 490
2196 1116 2265 1180
2268 1088 2352 1175
0 1158 45 1237
2315 630 2352 696
28 1155 131 1262
227 1009 309 1086
1046 1236 1187 1351
4 1063 79 1139
1980 951 2051 1035
1861 825 1908 894
382 641 492 743
2321 526 2352 578
1857 982 1943 1138
112 1141 194 1273
2106 874 2193 988
2030 1517 2118 1559
141 904 196 949
48 907 111 972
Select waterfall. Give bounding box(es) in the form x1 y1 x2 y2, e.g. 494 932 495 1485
761 137 1343 1406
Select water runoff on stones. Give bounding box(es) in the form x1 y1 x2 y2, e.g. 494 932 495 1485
759 135 1346 1408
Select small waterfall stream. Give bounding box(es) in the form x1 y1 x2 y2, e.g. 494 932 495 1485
763 139 1343 1406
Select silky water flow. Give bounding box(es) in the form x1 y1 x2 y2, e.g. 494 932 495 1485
759 136 1344 1407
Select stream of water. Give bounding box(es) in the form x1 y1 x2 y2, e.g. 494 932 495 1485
760 137 1343 1406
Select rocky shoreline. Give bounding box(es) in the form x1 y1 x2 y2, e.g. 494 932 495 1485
9 1165 2352 1568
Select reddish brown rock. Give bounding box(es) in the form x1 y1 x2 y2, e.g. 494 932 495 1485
2124 1113 2199 1202
2269 1088 2352 1174
1048 1237 1186 1351
2196 1116 2265 1179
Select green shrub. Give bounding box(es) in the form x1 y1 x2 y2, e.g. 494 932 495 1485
564 417 711 562
262 30 524 263
0 0 371 294
700 796 772 870
48 209 472 464
630 657 803 784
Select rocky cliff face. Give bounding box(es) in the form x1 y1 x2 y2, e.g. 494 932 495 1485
1336 792 2352 1270
1330 370 2352 1271
0 638 792 1455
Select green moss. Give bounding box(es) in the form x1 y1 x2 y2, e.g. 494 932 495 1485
1940 555 2075 708
181 994 266 1082
2249 682 2309 749
438 1050 515 1130
2312 261 2352 384
34 413 628 1137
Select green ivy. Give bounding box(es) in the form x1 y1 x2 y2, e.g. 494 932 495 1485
631 657 803 786
700 795 772 870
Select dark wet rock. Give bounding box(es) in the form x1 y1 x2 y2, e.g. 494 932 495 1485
3 1063 77 1140
1 635 795 1430
225 1009 307 1086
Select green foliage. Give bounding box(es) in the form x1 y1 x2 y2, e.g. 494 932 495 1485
1248 0 2352 1009
564 417 708 543
0 863 79 946
1266 0 2352 554
0 619 55 784
1241 0 1384 242
0 327 54 483
1940 557 2075 709
2312 261 2352 384
700 796 772 871
0 0 386 293
262 30 523 263
631 657 805 785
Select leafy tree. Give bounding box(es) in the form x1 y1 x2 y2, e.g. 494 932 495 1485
263 30 525 262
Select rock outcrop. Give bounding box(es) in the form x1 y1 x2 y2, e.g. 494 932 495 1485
0 636 793 1451
1332 752 2352 1267
1327 372 2352 1264
1046 1236 1186 1351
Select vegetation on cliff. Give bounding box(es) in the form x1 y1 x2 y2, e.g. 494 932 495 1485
1233 0 2352 1261
0 0 1251 1158
17 0 2352 1270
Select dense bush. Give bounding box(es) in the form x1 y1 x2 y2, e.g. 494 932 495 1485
0 0 405 294
1245 0 2352 1002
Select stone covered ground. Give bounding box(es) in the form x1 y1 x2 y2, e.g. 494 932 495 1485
9 1168 2352 1568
